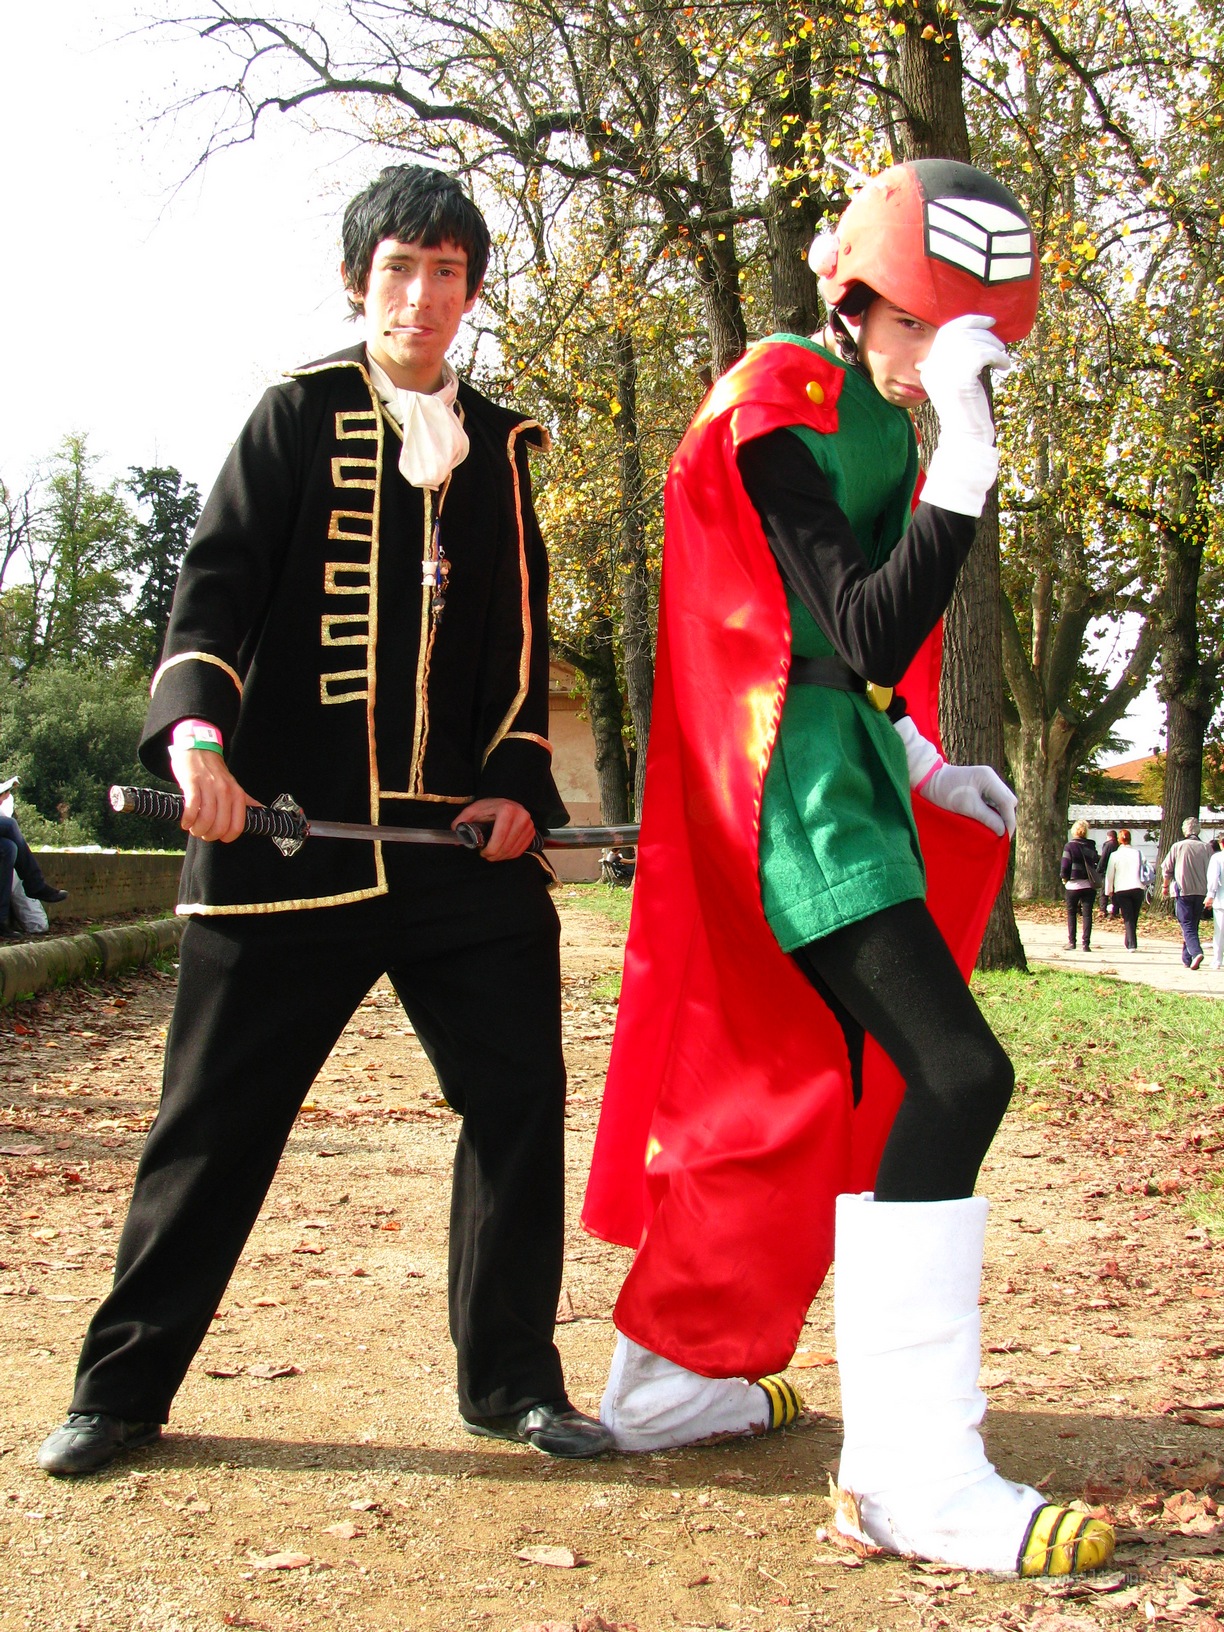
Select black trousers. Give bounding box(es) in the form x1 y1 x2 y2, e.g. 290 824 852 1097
1113 887 1143 949
72 845 567 1424
1065 887 1095 948
793 898 1015 1202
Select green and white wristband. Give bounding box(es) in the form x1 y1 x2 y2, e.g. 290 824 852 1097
171 720 225 755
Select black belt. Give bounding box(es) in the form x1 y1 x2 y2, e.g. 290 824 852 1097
789 654 894 713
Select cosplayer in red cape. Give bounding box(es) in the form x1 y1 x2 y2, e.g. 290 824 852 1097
582 160 1114 1578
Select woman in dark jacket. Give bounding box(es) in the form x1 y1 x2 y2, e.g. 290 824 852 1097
1060 819 1100 951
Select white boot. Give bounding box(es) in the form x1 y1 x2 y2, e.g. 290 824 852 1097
599 1332 801 1452
833 1193 1113 1575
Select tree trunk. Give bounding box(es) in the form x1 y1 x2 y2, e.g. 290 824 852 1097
938 491 1028 967
895 3 972 163
559 623 632 824
694 237 749 378
1000 561 1158 900
762 7 823 336
896 7 1026 969
1156 531 1208 868
611 323 655 817
1006 712 1076 899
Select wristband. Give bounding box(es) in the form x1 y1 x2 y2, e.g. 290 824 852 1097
171 720 225 755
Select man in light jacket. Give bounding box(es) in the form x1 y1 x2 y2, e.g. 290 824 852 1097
1161 816 1212 969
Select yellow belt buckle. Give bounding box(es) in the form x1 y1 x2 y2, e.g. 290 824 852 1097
865 681 893 713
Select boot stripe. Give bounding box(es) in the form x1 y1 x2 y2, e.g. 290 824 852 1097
1018 1504 1094 1575
758 1374 801 1428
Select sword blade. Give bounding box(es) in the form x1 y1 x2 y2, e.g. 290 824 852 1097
539 824 641 849
306 819 470 847
306 819 641 850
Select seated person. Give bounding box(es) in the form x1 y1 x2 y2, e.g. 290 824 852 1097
0 779 68 936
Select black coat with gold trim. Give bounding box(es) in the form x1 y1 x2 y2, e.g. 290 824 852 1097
142 345 566 915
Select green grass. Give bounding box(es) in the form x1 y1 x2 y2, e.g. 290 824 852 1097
973 966 1224 1233
972 967 1222 1112
553 881 635 930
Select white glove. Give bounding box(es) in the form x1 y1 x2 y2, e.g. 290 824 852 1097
917 313 1011 440
923 763 1017 839
893 716 1016 838
916 314 1012 517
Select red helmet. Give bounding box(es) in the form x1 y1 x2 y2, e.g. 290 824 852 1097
818 160 1040 344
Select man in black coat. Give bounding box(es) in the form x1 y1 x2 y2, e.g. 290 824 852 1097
38 166 610 1475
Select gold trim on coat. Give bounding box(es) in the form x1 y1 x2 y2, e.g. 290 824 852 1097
480 421 545 766
503 731 553 753
150 650 243 700
331 456 378 490
177 879 387 916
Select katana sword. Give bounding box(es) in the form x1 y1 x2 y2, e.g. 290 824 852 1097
109 785 639 857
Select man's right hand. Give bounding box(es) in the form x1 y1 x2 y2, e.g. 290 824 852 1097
169 745 259 842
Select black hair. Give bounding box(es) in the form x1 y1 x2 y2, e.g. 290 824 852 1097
342 165 491 313
828 283 878 371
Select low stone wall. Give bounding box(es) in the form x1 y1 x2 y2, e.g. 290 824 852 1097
30 849 183 925
0 917 185 1007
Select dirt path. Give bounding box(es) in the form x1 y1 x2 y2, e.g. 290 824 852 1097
0 900 1220 1632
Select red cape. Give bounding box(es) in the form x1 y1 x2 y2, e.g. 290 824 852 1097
581 339 1008 1380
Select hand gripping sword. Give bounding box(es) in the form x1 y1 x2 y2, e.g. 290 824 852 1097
109 786 639 858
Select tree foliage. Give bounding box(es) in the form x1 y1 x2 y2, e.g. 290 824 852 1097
41 0 1224 856
125 465 201 675
0 436 136 675
0 445 199 846
0 660 181 849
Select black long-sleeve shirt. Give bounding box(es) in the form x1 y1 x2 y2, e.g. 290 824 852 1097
736 428 975 688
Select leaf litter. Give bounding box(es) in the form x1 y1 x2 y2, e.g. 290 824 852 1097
1 901 1222 1630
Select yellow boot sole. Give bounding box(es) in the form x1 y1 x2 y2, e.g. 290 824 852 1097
1018 1504 1115 1576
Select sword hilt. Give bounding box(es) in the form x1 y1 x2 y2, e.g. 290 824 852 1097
109 785 308 842
452 822 543 854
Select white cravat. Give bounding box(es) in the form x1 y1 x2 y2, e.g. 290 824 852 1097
365 352 470 490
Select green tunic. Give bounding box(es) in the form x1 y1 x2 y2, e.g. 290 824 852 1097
757 336 927 952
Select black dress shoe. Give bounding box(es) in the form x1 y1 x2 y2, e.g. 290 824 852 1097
37 1412 161 1476
463 1399 613 1458
29 885 68 904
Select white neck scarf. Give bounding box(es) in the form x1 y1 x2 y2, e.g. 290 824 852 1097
365 352 470 490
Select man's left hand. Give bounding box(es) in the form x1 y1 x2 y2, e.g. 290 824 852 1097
453 798 537 861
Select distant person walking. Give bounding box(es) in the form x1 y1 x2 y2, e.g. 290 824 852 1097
1161 817 1212 970
1103 828 1145 952
1206 844 1224 971
1096 829 1118 918
1060 820 1100 951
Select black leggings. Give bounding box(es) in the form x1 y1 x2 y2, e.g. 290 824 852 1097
792 898 1014 1202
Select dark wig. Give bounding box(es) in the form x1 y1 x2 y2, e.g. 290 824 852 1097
828 282 877 369
342 166 491 312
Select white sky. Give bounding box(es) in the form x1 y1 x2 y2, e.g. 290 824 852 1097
0 3 362 495
0 1 1165 761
